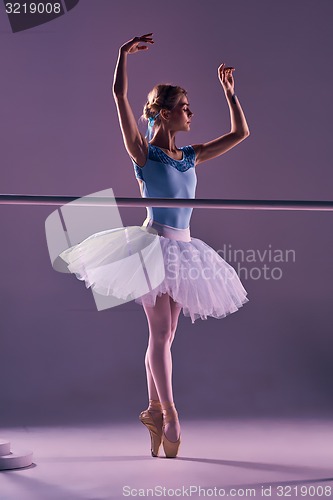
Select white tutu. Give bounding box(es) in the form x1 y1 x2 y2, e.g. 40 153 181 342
58 219 249 324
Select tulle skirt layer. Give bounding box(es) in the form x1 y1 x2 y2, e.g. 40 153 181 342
59 218 249 324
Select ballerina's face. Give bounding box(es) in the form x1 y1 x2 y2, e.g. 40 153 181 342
167 97 193 132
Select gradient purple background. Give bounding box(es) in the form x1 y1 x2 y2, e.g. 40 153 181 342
1 0 332 426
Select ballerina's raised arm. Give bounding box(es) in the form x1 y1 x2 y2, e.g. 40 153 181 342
112 33 154 167
191 63 250 166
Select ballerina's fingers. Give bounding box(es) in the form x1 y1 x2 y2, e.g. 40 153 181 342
138 33 154 43
135 33 154 50
218 64 235 73
218 63 225 82
219 64 234 82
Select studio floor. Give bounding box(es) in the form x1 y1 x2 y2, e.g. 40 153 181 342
0 418 333 499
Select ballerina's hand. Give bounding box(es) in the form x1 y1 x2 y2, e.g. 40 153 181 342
120 33 154 54
218 63 235 93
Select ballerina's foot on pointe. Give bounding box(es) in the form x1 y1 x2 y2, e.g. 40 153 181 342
139 399 163 457
161 401 181 458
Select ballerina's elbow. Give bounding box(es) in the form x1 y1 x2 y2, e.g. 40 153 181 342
112 86 126 99
235 129 250 138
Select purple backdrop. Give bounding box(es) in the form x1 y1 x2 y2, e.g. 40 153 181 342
1 0 332 426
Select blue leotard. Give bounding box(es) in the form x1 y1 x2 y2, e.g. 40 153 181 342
131 143 197 229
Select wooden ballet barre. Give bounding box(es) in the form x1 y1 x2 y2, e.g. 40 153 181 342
1 194 333 211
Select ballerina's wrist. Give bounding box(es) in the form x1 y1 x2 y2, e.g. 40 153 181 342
225 89 237 103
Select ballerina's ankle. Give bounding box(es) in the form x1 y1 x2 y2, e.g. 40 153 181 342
161 401 177 411
161 401 179 420
148 399 162 412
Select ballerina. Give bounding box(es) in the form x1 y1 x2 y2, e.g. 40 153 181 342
112 33 250 458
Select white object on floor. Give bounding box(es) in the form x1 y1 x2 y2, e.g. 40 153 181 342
0 438 33 470
0 439 10 456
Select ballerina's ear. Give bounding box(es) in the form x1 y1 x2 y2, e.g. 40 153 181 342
160 109 171 121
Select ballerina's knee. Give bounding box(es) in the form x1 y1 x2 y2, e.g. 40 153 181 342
149 324 172 344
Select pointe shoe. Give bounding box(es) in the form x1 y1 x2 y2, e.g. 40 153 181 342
139 403 163 457
161 403 181 458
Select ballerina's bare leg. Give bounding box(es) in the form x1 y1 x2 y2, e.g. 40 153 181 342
144 295 182 399
143 293 182 441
